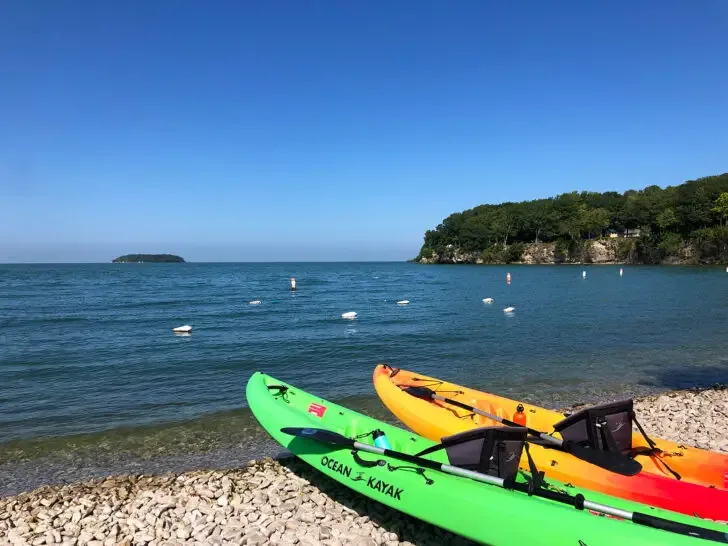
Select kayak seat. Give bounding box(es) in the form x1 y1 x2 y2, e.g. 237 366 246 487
417 426 527 480
553 400 634 455
553 400 683 480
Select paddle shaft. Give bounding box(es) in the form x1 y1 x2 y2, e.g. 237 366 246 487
429 392 562 447
346 438 726 543
402 385 642 476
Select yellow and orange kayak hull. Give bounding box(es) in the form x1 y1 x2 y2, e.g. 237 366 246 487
373 364 728 520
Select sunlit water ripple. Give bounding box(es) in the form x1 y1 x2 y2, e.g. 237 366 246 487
1 262 727 495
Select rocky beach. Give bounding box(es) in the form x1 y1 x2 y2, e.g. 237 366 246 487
2 387 727 546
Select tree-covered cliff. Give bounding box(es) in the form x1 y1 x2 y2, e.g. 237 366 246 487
418 173 728 265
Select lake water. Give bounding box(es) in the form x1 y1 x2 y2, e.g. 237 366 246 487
2 262 728 495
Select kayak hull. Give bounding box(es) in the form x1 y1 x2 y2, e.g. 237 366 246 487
373 365 728 521
247 371 728 545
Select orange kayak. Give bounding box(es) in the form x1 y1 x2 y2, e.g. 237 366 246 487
373 364 728 520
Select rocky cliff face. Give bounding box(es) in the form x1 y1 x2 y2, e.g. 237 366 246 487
418 239 696 265
418 245 480 264
520 241 622 264
519 243 557 264
586 240 621 263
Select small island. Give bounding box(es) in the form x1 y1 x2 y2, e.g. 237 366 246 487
112 254 185 263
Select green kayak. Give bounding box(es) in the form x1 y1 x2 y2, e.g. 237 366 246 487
246 372 728 546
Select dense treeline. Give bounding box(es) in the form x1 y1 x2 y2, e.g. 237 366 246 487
418 173 728 264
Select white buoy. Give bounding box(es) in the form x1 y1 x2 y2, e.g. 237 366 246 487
290 277 296 291
506 272 511 284
249 300 261 305
582 270 587 279
341 311 358 319
620 268 624 277
503 307 515 313
173 325 192 333
482 298 494 304
397 300 409 305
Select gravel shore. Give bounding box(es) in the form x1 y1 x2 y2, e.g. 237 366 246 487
2 387 727 546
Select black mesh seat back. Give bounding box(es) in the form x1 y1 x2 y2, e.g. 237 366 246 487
442 426 527 480
553 399 634 454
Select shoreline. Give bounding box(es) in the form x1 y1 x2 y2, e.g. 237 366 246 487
0 381 696 499
2 387 727 545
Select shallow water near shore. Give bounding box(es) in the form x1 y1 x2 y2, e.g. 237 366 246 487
2 262 728 495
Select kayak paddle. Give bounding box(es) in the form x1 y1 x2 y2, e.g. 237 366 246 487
402 385 642 477
280 427 728 543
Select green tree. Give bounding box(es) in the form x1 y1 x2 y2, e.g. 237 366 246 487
656 208 678 233
658 233 683 257
712 192 728 226
583 207 610 239
459 215 493 251
419 247 434 260
491 208 516 249
522 200 558 243
621 194 643 229
676 185 713 232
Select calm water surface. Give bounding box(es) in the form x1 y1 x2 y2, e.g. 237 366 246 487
1 262 727 494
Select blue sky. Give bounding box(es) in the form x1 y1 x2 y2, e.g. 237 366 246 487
1 1 727 262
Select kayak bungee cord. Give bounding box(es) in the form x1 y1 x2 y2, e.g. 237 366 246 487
381 364 466 394
402 385 643 476
281 427 728 544
404 381 682 481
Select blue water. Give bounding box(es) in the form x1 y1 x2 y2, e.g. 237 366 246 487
1 262 728 494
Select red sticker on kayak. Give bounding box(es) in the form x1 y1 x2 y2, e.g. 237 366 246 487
308 403 327 418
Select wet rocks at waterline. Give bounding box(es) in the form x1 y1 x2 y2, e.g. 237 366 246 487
2 387 727 545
